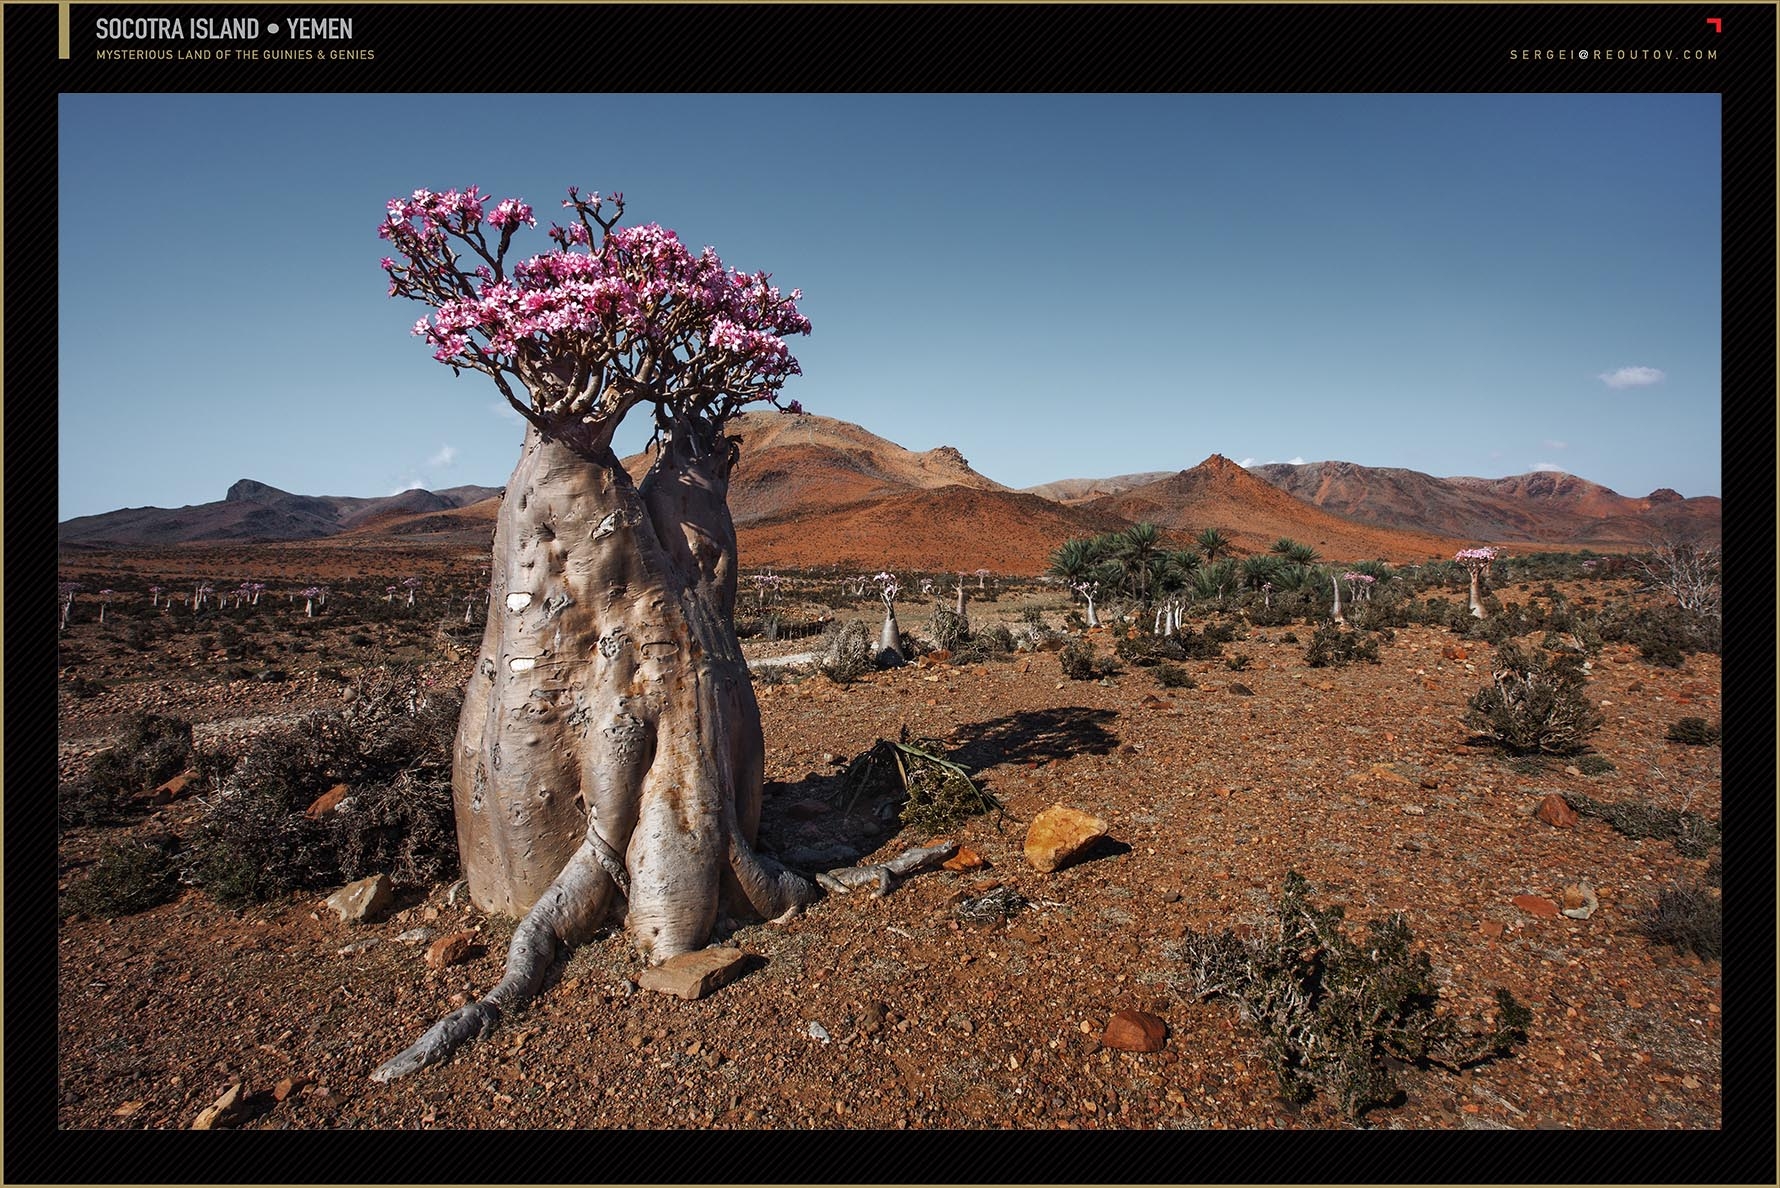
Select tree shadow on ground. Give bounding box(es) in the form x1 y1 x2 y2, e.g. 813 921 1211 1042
946 706 1121 772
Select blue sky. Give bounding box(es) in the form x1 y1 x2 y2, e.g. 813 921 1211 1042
58 93 1721 521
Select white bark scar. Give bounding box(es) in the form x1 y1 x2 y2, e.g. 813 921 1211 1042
506 592 533 612
591 510 622 540
509 656 538 672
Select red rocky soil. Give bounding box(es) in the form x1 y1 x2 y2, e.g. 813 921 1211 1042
55 583 1723 1131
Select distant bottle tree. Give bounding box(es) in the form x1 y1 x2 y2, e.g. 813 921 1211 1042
373 185 815 1080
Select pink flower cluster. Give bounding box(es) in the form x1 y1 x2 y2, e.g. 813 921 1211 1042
384 186 810 395
1341 572 1376 585
1455 547 1500 565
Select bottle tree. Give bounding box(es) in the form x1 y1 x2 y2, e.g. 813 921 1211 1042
372 186 817 1081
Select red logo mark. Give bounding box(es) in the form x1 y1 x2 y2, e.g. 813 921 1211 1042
1705 17 1721 32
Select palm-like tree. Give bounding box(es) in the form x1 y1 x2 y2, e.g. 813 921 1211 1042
1048 538 1100 590
1196 527 1234 564
1111 522 1165 605
1271 538 1320 566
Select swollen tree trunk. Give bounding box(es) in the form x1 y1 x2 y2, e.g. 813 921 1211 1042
375 422 814 1082
877 607 904 666
1468 570 1485 618
1331 573 1345 624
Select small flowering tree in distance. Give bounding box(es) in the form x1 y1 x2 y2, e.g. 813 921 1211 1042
59 581 82 631
300 586 326 618
373 184 815 1081
1342 572 1376 603
1455 547 1500 618
403 576 423 606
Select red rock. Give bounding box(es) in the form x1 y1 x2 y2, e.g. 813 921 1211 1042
425 930 478 970
1513 894 1559 919
1443 645 1468 660
305 783 351 819
1480 920 1505 939
1024 804 1109 873
272 1075 313 1102
1534 793 1579 828
1100 1009 1167 1052
637 947 750 1000
785 799 830 821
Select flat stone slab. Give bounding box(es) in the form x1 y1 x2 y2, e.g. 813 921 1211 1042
324 873 392 924
638 947 751 1000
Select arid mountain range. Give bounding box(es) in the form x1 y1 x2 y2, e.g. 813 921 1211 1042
60 412 1718 571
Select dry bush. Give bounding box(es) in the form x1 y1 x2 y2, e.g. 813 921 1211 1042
1462 642 1600 754
1180 873 1530 1118
1639 884 1721 961
189 666 461 903
819 619 874 683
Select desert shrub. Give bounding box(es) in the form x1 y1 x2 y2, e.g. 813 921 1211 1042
1225 652 1252 672
1461 642 1600 755
189 668 460 903
1059 638 1116 680
1279 631 1299 644
1304 624 1380 668
1474 602 1538 645
61 835 181 919
1179 873 1530 1118
1564 793 1720 858
953 623 1015 665
1574 754 1616 776
1020 607 1047 632
929 607 966 652
1594 603 1720 664
1666 717 1721 746
1639 884 1721 961
328 770 458 885
832 732 998 834
60 713 195 828
819 619 874 684
66 675 109 699
1154 663 1195 689
1115 631 1185 667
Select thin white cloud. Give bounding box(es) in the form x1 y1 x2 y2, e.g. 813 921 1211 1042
428 444 459 468
1531 462 1566 473
1598 365 1665 389
1542 439 1568 451
1237 457 1256 468
489 400 523 425
1285 456 1305 466
389 478 426 495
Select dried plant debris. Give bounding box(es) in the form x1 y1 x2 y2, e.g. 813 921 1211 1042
1179 872 1530 1119
829 728 1000 833
954 885 1029 925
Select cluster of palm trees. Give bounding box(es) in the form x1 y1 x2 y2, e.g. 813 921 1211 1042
1049 525 1384 616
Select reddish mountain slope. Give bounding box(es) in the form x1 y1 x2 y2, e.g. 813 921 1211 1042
1253 461 1721 547
1086 455 1465 561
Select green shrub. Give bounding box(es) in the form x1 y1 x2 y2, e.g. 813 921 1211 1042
1115 631 1185 667
1461 642 1601 754
1154 663 1195 689
1180 873 1530 1118
1575 754 1615 776
1059 638 1115 680
1666 717 1721 746
61 837 180 919
1225 652 1252 672
1305 624 1380 668
1639 884 1720 961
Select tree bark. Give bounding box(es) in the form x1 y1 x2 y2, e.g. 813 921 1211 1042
376 421 815 1081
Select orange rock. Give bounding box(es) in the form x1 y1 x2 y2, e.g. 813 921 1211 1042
1534 793 1579 828
1100 1009 1167 1052
305 783 351 819
1480 920 1505 939
1024 804 1109 873
941 847 986 872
